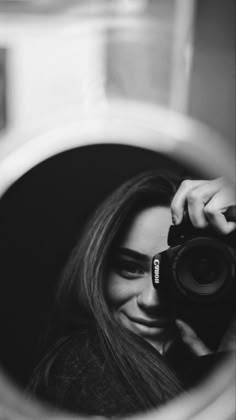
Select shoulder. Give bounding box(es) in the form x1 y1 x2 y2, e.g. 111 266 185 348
33 327 139 416
47 327 104 379
31 328 103 403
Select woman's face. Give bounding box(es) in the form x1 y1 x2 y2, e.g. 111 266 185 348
106 206 177 353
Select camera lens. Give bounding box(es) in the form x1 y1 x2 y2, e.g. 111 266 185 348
172 237 235 301
191 248 219 285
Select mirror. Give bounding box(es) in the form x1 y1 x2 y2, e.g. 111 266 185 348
0 108 235 418
0 1 235 418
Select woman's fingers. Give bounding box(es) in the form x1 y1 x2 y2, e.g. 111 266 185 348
203 190 236 234
176 319 211 356
171 179 207 226
171 178 236 234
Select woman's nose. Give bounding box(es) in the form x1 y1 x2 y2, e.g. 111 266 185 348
137 277 161 310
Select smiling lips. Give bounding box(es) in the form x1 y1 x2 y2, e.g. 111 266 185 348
128 316 173 328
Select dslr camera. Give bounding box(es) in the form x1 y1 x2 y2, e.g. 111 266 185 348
152 206 236 303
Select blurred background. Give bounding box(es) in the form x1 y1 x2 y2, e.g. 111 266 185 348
0 0 235 155
0 0 235 391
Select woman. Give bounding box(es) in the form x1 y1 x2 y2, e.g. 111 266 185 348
28 171 235 417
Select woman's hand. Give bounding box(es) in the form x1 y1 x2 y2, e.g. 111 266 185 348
218 318 236 352
175 319 211 356
171 178 236 235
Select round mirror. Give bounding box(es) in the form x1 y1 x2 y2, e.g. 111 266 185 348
0 103 235 419
0 1 235 418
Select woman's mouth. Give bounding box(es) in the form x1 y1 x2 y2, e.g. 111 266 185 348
127 316 173 328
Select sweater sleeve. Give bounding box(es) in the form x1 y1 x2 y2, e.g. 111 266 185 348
35 332 140 417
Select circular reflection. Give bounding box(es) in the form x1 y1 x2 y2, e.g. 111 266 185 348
0 105 235 419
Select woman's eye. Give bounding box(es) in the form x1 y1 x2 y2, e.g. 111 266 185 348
114 260 145 279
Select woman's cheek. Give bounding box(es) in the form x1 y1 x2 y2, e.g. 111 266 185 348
106 272 137 307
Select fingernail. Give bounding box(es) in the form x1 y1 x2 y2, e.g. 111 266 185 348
175 319 184 328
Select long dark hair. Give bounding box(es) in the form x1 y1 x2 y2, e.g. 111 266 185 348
30 170 184 410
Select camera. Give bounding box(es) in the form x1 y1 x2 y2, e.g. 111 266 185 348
152 207 236 303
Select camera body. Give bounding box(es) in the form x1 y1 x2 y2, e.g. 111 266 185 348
152 217 236 303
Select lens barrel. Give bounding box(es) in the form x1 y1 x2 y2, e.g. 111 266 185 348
170 237 235 302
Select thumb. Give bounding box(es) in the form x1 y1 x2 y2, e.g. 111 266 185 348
176 319 211 356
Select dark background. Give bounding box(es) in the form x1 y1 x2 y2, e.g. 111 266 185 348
0 144 234 388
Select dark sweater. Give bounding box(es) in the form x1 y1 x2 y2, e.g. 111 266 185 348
33 328 222 418
34 330 143 417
